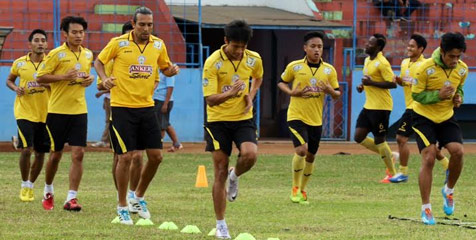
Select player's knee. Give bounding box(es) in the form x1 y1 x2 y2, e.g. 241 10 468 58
396 135 407 146
241 151 257 164
295 146 307 156
448 146 464 160
20 148 33 156
354 134 364 144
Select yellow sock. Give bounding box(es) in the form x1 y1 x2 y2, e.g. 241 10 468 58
438 156 449 170
292 154 305 187
399 165 408 175
376 142 396 175
300 161 315 191
360 137 379 154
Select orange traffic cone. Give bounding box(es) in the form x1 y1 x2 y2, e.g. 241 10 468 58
195 165 208 188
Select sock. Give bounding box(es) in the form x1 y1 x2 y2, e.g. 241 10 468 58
136 196 144 201
376 142 396 175
229 169 238 181
44 184 54 196
21 181 28 188
117 205 128 211
66 190 77 202
292 154 305 188
128 190 135 199
360 137 379 154
300 161 315 191
444 184 454 195
422 203 432 211
399 166 408 175
438 156 449 170
216 219 227 227
27 180 33 189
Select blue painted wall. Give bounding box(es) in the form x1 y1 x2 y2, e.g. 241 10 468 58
0 67 204 142
351 70 476 140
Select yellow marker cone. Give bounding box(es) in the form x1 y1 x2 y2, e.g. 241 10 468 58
195 165 208 188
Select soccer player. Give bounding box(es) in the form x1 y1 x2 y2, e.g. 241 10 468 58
202 20 263 239
278 31 341 204
95 6 179 225
354 33 398 183
37 16 94 211
153 72 183 152
389 34 449 183
6 29 50 202
412 32 467 225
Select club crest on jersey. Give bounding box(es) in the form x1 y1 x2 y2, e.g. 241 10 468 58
16 61 25 68
215 61 223 70
293 65 302 72
310 78 317 86
246 57 256 67
459 68 467 76
138 55 146 65
426 68 435 76
33 72 38 80
232 74 240 83
58 52 66 59
85 51 92 59
202 78 209 87
324 67 332 75
374 61 380 67
153 41 162 50
119 41 130 47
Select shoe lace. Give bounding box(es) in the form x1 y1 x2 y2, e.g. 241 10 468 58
70 198 77 205
424 208 433 220
119 209 131 221
139 200 148 212
217 225 229 237
301 191 307 201
447 194 454 206
292 187 299 196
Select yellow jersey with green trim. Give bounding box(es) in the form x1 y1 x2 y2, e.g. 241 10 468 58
37 43 93 114
399 55 425 109
11 53 49 122
281 58 339 126
362 51 394 110
97 31 171 108
202 45 263 122
412 58 468 123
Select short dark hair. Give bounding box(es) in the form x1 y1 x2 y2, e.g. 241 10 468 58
373 33 386 51
133 6 153 22
122 21 133 34
440 32 466 53
304 31 325 44
410 34 427 51
224 20 252 44
60 16 88 33
28 29 47 42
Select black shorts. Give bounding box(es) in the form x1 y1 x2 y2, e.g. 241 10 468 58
154 100 173 130
16 119 50 153
355 108 390 137
396 109 414 137
46 113 87 152
287 120 322 155
110 107 162 154
204 119 257 156
412 112 463 152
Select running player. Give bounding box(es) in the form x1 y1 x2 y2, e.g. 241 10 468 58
278 31 341 204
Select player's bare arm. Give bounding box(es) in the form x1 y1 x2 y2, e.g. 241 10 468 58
205 79 244 107
361 75 396 89
6 73 25 96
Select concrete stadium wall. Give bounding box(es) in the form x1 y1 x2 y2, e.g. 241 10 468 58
0 67 204 142
351 70 476 140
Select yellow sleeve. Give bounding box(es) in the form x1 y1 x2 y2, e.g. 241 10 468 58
10 60 20 76
412 65 428 94
280 64 294 83
97 39 118 65
329 66 339 89
252 58 264 79
379 61 394 82
37 51 59 77
157 43 172 70
202 58 218 97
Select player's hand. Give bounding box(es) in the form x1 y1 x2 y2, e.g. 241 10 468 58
356 84 364 93
81 75 94 87
15 87 25 96
361 75 373 86
102 76 116 90
228 80 244 97
290 82 311 97
317 80 333 95
164 64 180 76
243 94 252 114
64 69 79 81
453 93 462 108
438 85 454 100
394 76 403 86
95 92 103 98
161 103 168 114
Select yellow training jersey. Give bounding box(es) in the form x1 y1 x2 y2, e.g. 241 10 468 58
281 58 339 126
10 53 49 122
362 51 394 110
97 31 171 108
37 43 93 114
399 55 425 109
202 45 264 122
412 58 468 123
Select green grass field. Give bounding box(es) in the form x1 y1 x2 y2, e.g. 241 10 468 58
1 152 476 239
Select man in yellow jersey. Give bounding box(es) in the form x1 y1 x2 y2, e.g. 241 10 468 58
6 29 50 202
354 33 398 183
95 22 145 219
390 34 449 183
412 32 467 225
37 16 94 211
95 7 179 225
203 20 263 239
278 31 341 204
